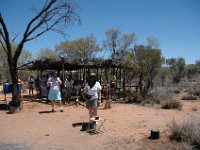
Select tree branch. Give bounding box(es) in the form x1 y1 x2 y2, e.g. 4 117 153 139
0 13 12 59
22 0 56 41
14 0 80 63
0 28 6 41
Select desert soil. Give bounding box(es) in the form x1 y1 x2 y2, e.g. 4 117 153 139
0 89 200 150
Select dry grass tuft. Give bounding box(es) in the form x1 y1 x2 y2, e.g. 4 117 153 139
168 115 200 149
162 99 182 110
181 94 198 100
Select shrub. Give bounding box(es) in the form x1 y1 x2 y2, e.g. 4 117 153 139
151 86 173 100
141 95 162 106
169 115 200 149
181 94 198 100
173 89 181 94
193 90 200 97
162 99 182 110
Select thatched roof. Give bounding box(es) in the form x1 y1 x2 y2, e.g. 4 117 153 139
18 58 133 71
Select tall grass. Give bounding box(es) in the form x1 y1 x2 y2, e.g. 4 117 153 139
169 115 200 149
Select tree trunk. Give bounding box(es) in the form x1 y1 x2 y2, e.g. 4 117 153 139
9 63 19 101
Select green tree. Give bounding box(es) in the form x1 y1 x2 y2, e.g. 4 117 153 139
0 45 33 81
55 35 100 61
132 45 163 98
166 57 186 83
0 0 80 105
36 48 60 60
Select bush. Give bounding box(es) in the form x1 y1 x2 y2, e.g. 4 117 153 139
162 99 182 110
151 86 173 100
169 115 200 149
181 94 198 100
141 96 162 106
173 89 181 94
193 90 200 97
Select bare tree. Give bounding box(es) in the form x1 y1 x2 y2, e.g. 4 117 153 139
103 28 135 61
0 0 80 104
103 28 121 60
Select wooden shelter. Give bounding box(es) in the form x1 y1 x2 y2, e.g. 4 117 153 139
18 58 130 71
18 58 138 100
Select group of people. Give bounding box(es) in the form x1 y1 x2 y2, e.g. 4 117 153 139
50 72 102 118
27 72 102 118
27 72 63 112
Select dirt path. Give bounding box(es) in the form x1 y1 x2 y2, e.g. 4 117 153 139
0 92 199 150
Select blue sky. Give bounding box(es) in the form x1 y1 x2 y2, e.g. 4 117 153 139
1 0 200 64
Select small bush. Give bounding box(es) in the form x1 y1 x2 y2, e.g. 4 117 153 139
181 94 198 100
169 115 200 149
193 90 200 97
151 86 172 101
173 89 181 94
162 99 182 110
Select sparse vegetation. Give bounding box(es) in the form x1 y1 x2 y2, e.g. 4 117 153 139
161 99 182 110
169 115 200 149
181 94 198 100
173 89 181 94
193 90 200 97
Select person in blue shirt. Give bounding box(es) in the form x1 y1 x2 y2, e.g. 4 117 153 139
47 72 63 112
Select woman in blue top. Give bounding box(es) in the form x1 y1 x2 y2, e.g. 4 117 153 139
47 72 63 112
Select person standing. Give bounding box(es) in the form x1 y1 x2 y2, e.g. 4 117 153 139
110 73 116 100
27 75 35 98
47 72 63 112
83 73 102 118
39 75 48 99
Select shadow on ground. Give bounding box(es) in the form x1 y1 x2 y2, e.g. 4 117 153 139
0 103 9 111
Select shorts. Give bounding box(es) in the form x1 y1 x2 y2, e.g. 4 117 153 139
28 83 34 89
86 99 97 109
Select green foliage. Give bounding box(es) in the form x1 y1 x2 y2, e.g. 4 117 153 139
132 45 163 97
0 46 33 82
36 48 60 60
166 57 186 83
55 35 100 61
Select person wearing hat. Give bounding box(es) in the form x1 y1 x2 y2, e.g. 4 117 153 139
83 72 102 118
47 72 63 112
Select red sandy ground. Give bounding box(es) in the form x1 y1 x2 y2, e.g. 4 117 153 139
0 89 199 150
